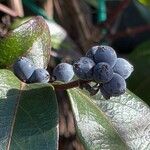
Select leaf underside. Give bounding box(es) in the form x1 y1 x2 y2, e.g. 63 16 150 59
68 88 150 150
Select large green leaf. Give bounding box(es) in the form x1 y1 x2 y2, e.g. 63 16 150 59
68 88 150 150
138 0 150 7
0 16 51 69
0 70 59 150
68 88 127 150
128 40 150 104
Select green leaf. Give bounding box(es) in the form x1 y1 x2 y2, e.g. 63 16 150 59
68 88 150 150
68 88 127 150
128 40 150 104
134 0 150 23
0 16 51 69
0 70 59 150
138 0 150 7
10 17 31 30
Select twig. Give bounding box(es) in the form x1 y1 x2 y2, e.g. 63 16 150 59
71 0 91 40
9 0 24 17
83 0 131 46
52 79 91 90
55 0 93 52
108 24 150 40
53 0 64 23
0 3 18 17
83 0 131 49
43 0 53 18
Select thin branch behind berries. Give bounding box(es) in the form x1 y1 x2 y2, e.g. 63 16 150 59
0 3 18 17
52 79 91 90
108 24 150 40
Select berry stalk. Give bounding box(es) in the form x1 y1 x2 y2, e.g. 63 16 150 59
52 79 91 90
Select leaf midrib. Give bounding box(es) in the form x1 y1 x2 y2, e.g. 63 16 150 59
71 88 128 149
6 82 26 150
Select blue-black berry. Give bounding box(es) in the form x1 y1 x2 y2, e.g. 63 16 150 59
13 57 35 82
113 58 134 79
86 45 99 61
93 62 113 83
102 73 126 97
73 57 95 80
86 45 117 67
28 68 50 83
53 63 74 83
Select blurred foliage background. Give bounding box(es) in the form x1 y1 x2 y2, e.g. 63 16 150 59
0 0 150 104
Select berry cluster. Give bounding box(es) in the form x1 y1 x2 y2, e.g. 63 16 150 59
13 45 133 99
13 57 50 83
74 45 133 99
53 45 133 99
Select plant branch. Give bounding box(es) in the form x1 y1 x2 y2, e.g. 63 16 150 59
52 79 91 90
0 3 18 17
9 0 24 17
83 0 131 47
53 0 64 23
43 0 53 19
55 0 93 52
108 24 150 40
70 0 91 41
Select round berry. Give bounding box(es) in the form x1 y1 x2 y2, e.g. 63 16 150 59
102 73 126 97
13 57 35 82
28 68 50 83
86 45 99 60
73 57 95 80
53 63 74 83
113 58 134 79
93 62 113 83
87 45 117 67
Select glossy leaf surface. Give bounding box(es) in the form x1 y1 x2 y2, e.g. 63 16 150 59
68 88 127 150
0 16 51 69
0 70 59 150
68 88 150 150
